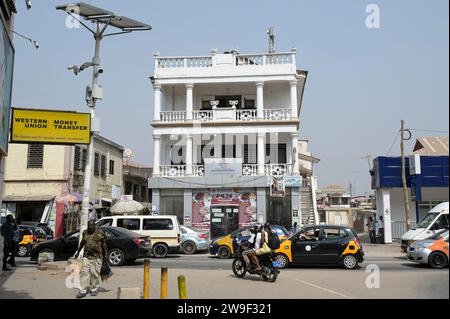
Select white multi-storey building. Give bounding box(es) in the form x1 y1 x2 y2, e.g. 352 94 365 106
148 48 308 238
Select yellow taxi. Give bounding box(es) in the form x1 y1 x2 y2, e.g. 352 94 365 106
209 225 289 259
274 225 365 269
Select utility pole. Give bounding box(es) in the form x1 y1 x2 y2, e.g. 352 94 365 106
400 120 412 230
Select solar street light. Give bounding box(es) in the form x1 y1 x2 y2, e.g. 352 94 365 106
56 2 151 243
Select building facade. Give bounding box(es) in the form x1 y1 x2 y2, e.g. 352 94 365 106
0 0 16 210
371 150 449 242
1 134 124 223
123 162 152 206
148 48 308 238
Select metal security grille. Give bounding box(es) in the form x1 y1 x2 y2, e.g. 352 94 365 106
27 144 44 168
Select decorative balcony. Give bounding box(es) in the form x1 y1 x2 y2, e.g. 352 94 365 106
159 164 292 177
159 108 292 123
155 52 295 70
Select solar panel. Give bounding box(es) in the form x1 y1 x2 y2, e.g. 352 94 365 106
97 16 152 31
56 2 151 31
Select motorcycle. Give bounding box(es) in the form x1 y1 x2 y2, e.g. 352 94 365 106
232 240 280 282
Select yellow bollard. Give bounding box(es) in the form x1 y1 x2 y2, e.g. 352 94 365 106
161 267 168 299
143 259 150 299
177 275 187 299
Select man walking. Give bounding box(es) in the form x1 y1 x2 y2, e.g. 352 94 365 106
1 215 15 271
74 220 108 298
366 216 376 243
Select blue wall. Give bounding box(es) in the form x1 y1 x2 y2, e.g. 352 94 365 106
372 156 449 189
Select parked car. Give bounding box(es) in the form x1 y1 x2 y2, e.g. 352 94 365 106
30 226 152 266
407 229 449 269
96 215 181 258
16 225 48 257
36 223 54 240
180 226 209 254
401 202 449 252
274 225 365 270
209 225 289 259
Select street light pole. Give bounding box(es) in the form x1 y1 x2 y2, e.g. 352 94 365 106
80 22 102 238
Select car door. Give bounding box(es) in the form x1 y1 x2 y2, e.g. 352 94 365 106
320 227 346 264
61 232 80 259
291 227 322 265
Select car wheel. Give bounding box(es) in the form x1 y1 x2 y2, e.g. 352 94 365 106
18 245 30 257
217 246 231 259
428 252 448 269
182 241 197 255
108 248 125 266
275 253 289 269
342 254 359 270
153 243 169 258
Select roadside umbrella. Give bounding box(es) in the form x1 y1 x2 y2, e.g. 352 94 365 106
110 199 144 215
57 192 84 204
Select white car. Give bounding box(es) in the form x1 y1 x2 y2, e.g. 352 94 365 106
401 202 449 252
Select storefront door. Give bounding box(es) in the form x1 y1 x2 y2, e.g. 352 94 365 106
211 206 239 239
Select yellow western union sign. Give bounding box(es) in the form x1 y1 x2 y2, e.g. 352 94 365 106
10 108 91 144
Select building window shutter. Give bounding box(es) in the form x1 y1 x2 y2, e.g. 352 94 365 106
109 160 115 175
82 148 87 170
27 144 44 168
101 155 106 178
94 153 100 176
74 146 81 170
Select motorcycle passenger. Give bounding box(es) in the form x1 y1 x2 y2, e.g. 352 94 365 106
242 225 258 268
252 222 273 271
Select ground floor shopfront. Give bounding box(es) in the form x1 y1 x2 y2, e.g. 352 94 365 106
151 187 299 239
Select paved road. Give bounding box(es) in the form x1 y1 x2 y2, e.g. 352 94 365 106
0 251 447 299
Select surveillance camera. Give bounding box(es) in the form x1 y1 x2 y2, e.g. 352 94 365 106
67 65 77 70
25 0 32 10
98 69 104 74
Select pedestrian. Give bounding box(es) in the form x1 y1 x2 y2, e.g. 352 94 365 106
376 215 385 244
290 222 298 235
366 216 376 243
1 215 15 271
74 220 108 298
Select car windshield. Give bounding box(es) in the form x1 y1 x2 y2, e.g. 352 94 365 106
417 213 439 228
275 226 289 236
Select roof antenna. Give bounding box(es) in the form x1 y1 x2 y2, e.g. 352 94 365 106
267 27 275 53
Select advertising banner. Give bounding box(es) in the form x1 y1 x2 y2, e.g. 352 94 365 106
10 108 91 145
238 191 257 227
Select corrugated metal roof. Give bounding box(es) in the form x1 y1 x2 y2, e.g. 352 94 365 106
413 137 449 156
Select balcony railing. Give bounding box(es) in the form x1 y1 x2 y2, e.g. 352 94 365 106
263 109 291 120
156 52 295 69
160 111 186 122
157 108 292 123
192 110 213 122
159 164 292 177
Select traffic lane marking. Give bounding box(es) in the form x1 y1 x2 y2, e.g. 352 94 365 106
283 272 354 299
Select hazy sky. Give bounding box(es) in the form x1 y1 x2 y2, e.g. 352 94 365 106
11 1 449 194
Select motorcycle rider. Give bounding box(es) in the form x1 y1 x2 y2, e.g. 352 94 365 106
242 225 258 268
251 222 273 271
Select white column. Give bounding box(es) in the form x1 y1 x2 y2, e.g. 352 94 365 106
186 134 193 175
153 135 161 176
257 132 265 175
185 83 194 120
256 81 264 119
378 188 392 243
291 132 299 175
290 80 298 119
153 84 162 122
